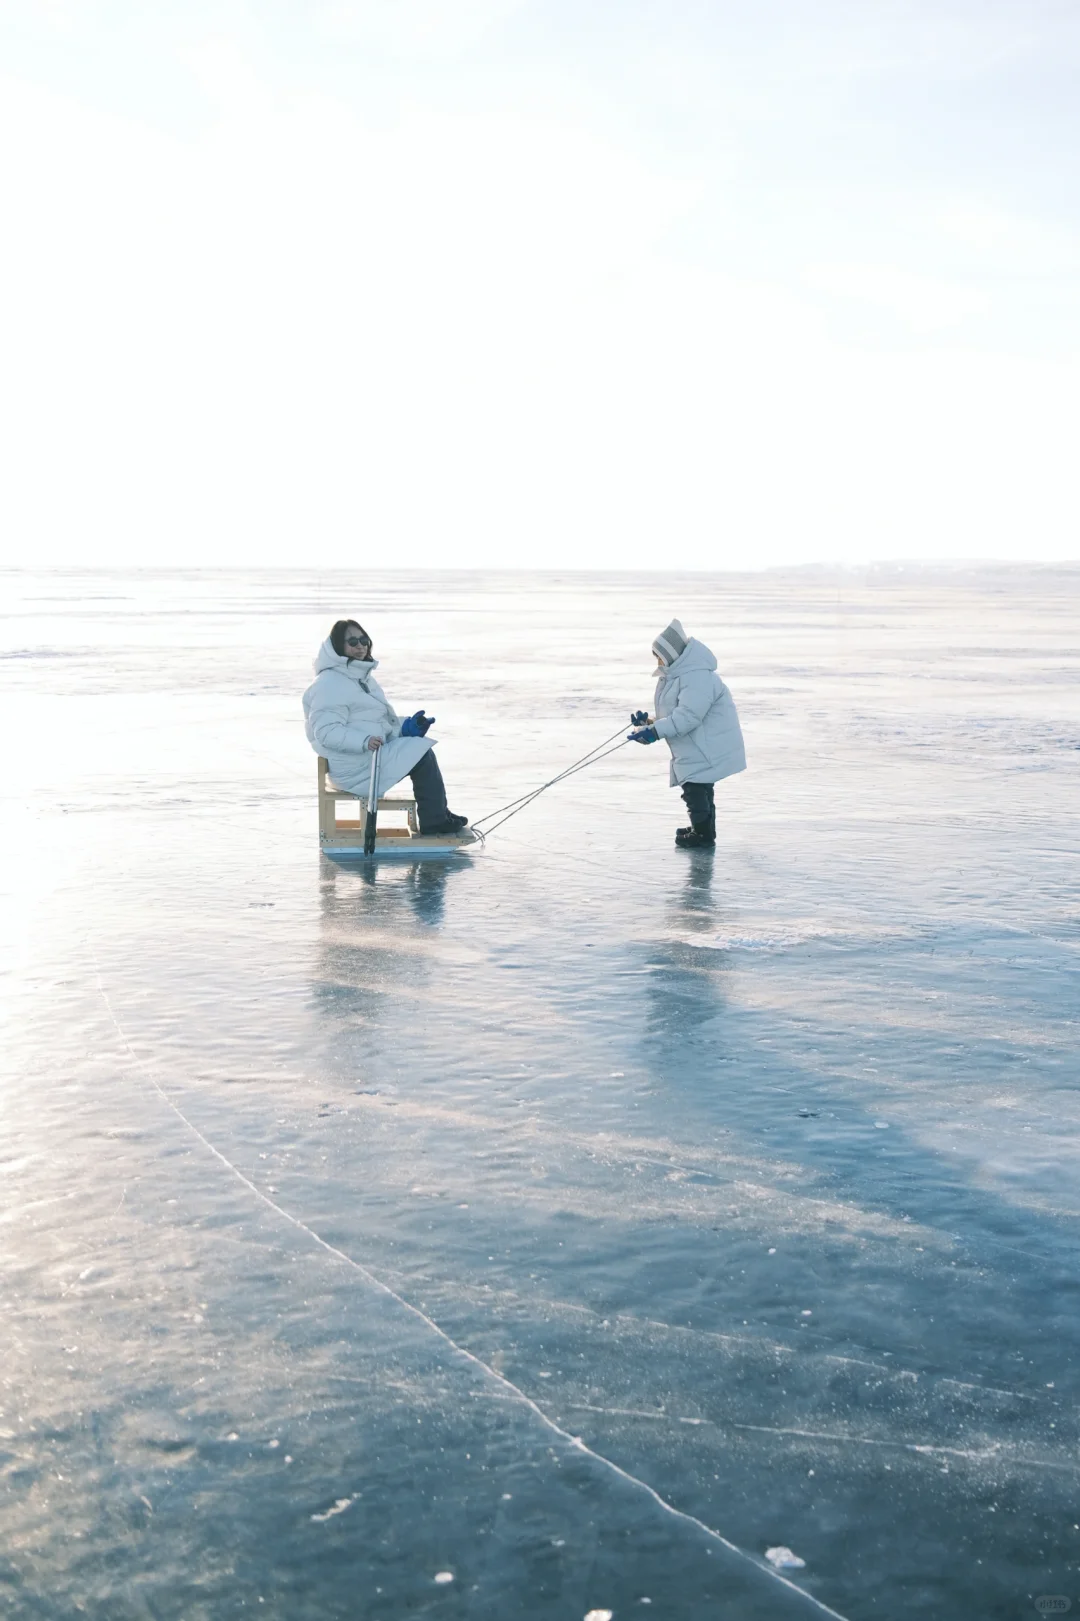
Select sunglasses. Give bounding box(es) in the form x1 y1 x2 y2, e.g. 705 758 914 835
345 636 370 649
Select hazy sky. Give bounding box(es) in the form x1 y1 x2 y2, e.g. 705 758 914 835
2 0 1078 568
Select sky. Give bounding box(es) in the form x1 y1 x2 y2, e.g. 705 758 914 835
1 0 1078 569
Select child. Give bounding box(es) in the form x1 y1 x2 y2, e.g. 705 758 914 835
628 618 746 847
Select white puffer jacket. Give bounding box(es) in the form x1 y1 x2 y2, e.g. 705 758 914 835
302 639 432 795
652 636 746 787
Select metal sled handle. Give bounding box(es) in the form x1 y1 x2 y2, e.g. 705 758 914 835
363 742 380 855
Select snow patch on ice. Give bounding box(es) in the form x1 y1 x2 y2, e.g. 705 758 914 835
765 1546 806 1570
311 1497 355 1523
689 921 914 955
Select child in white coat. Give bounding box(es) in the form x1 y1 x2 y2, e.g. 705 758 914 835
628 618 746 847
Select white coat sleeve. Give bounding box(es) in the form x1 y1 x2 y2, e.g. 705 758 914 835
307 696 383 755
652 671 717 740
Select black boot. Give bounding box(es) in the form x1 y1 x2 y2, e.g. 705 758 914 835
676 818 715 848
421 809 470 836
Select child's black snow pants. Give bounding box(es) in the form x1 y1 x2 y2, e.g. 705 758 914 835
680 781 715 831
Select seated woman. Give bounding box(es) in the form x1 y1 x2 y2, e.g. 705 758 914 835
303 620 468 836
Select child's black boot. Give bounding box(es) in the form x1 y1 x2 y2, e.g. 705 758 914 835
675 816 716 849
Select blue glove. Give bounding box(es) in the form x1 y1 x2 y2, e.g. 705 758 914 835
628 726 659 744
401 711 434 738
630 710 649 725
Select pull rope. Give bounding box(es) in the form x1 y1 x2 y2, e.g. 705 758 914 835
475 739 628 838
470 724 632 838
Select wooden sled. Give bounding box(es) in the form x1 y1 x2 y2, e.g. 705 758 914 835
317 758 477 858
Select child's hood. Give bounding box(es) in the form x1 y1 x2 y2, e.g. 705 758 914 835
662 637 717 676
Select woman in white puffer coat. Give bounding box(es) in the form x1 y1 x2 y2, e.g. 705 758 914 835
302 620 468 835
627 618 746 848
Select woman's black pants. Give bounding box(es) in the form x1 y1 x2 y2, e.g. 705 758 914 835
409 749 450 833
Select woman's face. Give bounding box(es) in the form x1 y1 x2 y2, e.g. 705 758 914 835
343 623 371 658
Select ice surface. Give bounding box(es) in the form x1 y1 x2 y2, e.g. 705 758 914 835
1 566 1079 1619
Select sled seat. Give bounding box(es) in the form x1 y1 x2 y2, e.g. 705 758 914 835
317 757 419 848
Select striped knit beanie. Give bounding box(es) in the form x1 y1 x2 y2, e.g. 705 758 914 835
652 618 688 666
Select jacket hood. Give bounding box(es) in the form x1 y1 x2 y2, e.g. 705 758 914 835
313 638 379 680
660 636 717 676
653 618 689 666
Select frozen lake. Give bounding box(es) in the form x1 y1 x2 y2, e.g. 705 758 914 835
1 567 1079 1620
